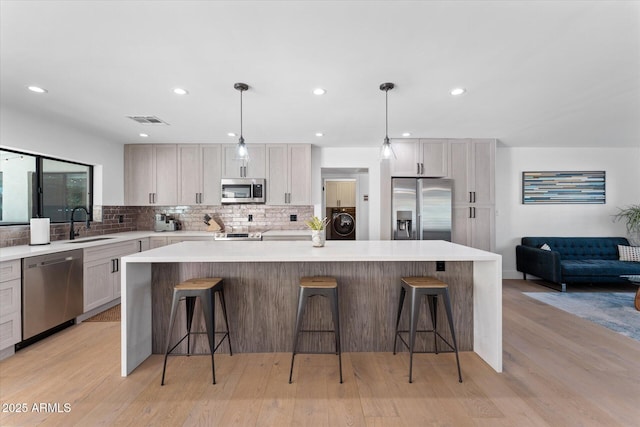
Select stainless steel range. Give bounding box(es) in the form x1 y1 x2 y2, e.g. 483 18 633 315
213 232 262 241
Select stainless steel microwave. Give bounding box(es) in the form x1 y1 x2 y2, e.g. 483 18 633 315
221 178 266 204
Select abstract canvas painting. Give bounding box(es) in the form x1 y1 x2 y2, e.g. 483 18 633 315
522 171 606 204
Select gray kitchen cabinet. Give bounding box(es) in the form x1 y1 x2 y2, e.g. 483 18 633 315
449 139 495 205
389 139 448 177
325 181 356 207
124 144 178 205
149 236 168 248
266 144 311 205
166 236 215 244
178 144 222 205
0 259 21 357
83 239 148 312
221 144 265 178
452 205 495 252
449 139 496 251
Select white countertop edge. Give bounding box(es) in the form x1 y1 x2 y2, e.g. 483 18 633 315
122 240 501 263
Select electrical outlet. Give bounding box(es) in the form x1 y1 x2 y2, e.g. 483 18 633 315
290 214 297 222
436 261 445 271
248 214 253 222
118 215 124 223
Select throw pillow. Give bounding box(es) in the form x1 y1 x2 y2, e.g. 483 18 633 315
539 243 551 251
618 245 640 262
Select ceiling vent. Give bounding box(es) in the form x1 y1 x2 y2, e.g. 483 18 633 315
127 116 170 125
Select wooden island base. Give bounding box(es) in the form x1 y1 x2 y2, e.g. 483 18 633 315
151 261 474 355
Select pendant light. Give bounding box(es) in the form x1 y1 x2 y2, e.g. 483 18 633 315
234 82 249 160
379 82 396 160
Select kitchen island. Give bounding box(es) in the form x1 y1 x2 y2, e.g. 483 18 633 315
121 240 502 376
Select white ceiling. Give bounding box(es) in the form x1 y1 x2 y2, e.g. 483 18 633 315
1 1 639 149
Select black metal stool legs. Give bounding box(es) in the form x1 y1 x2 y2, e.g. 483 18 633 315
289 283 342 384
330 287 343 384
289 287 308 383
441 288 463 383
161 288 180 386
393 278 463 384
161 279 230 386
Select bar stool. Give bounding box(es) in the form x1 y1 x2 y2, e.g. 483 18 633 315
161 277 232 385
393 276 462 383
289 276 343 384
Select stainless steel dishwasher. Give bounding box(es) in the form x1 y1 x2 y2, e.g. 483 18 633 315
21 249 83 342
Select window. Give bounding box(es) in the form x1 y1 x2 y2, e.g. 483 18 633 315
0 149 93 225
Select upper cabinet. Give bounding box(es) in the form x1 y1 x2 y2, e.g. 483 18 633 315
448 139 495 205
124 144 177 205
177 145 222 205
389 139 448 177
325 181 356 207
221 144 265 178
266 144 311 205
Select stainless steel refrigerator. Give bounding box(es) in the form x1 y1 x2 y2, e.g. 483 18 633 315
391 178 452 241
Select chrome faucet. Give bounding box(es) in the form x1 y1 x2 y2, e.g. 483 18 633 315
69 206 91 240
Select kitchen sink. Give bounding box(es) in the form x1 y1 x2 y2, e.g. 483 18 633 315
66 237 115 243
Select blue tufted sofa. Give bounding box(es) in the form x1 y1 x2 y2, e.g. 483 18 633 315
516 237 640 291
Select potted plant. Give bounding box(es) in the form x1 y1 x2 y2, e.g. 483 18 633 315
305 216 329 247
614 204 640 245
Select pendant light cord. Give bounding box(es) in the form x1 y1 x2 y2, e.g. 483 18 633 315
385 88 389 140
239 89 243 139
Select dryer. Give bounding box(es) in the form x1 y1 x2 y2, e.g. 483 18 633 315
328 207 356 240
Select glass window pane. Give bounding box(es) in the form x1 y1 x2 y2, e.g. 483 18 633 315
0 150 37 224
42 158 91 222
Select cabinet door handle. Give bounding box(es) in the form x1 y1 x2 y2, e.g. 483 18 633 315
149 193 153 204
138 240 143 252
111 259 116 273
153 193 157 204
473 191 476 203
469 192 473 203
417 163 420 175
420 163 424 175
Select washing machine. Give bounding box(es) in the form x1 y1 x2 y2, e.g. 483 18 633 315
328 207 356 240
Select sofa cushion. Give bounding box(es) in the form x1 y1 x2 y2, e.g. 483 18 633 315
522 237 630 261
561 260 640 277
618 245 640 262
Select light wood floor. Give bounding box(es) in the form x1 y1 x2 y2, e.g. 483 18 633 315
1 279 639 426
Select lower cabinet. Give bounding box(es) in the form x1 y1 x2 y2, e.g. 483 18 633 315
0 260 21 355
452 206 495 252
83 238 149 312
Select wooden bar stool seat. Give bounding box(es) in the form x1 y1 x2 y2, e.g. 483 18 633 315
161 277 232 385
289 276 342 384
393 276 462 383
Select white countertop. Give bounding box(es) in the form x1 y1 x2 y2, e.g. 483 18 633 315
122 240 500 263
261 230 311 237
0 230 215 262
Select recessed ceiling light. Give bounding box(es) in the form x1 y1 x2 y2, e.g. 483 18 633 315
139 133 149 138
450 87 466 96
402 132 411 137
27 86 47 93
227 132 237 137
313 88 326 95
315 132 324 137
173 88 188 95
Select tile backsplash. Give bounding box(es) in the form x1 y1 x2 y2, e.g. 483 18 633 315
0 205 313 247
136 205 314 232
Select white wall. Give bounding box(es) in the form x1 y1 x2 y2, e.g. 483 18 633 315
0 106 124 205
497 146 640 279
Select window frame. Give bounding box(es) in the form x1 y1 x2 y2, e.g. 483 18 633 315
0 148 93 226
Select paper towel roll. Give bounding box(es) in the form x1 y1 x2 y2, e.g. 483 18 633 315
30 218 50 245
